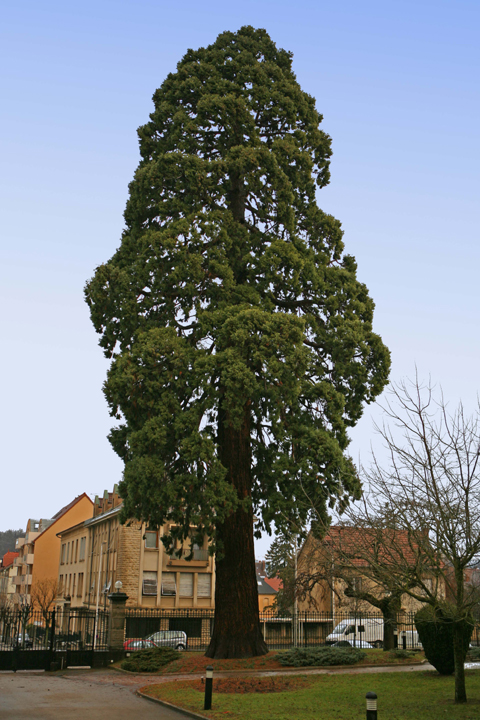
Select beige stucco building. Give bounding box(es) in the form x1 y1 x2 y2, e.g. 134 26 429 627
56 486 215 611
12 495 94 607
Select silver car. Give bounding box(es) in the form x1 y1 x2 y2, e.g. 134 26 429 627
145 630 188 651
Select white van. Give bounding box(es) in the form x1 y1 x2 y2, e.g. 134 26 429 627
326 619 423 649
326 618 384 648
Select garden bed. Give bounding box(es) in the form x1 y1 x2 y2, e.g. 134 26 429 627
119 648 425 674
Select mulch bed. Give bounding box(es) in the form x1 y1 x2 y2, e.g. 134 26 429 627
143 675 314 696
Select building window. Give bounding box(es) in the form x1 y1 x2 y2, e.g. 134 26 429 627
59 576 64 595
75 539 79 563
179 573 193 597
197 574 211 598
72 574 77 597
192 542 208 561
61 544 66 564
145 531 158 549
351 577 362 592
142 571 158 596
77 573 84 597
161 572 176 596
79 537 86 562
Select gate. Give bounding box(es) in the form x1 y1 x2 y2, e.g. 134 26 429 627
0 606 109 671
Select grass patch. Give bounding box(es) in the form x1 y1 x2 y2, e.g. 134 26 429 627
142 669 480 719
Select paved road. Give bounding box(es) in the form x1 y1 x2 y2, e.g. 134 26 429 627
0 670 188 720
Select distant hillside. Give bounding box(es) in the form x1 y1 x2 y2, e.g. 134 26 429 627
0 529 24 558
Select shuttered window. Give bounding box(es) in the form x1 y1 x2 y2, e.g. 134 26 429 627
179 573 193 597
142 571 158 596
197 574 211 598
161 572 176 596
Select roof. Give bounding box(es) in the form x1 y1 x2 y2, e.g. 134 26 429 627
33 493 93 544
56 520 88 538
84 502 122 527
0 551 19 569
310 525 420 567
264 576 283 592
257 575 278 595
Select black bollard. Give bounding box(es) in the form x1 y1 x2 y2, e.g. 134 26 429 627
366 691 377 720
204 665 213 710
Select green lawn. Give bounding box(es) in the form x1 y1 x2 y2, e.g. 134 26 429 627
143 669 480 719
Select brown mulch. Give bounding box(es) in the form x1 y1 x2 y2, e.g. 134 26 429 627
143 675 314 696
164 652 285 674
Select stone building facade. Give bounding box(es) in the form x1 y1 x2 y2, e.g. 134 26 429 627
56 486 215 611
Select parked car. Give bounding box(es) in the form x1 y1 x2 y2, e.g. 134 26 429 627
12 633 33 648
145 630 188 651
123 638 157 651
331 639 373 649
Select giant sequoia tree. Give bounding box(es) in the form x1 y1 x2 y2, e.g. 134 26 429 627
85 26 390 658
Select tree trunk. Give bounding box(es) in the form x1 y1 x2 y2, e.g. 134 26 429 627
205 405 268 659
453 622 467 703
382 604 397 651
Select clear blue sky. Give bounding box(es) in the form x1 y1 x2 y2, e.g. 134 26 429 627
1 0 479 558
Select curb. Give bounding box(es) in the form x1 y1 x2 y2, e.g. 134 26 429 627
136 688 211 720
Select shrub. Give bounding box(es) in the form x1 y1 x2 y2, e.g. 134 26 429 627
121 646 179 672
388 648 416 659
277 646 366 667
415 604 473 675
467 646 480 661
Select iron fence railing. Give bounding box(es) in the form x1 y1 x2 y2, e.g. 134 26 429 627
125 608 472 652
0 606 109 651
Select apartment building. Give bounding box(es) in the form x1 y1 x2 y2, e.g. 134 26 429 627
0 551 19 602
57 486 215 611
13 494 94 605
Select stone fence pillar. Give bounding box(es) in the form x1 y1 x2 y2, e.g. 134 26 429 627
107 592 128 651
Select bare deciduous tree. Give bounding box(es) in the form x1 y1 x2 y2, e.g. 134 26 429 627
347 377 480 704
31 577 58 647
297 524 423 650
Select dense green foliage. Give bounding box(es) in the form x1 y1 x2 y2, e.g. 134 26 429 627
121 646 179 672
265 530 297 614
0 529 24 558
85 26 390 553
415 605 473 675
276 646 366 666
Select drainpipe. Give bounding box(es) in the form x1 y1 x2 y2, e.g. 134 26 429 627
94 541 104 650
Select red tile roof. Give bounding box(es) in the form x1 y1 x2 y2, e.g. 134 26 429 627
263 576 283 592
319 525 420 567
1 551 19 569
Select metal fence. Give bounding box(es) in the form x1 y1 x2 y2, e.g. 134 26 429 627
0 606 110 670
0 607 109 651
124 608 466 652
